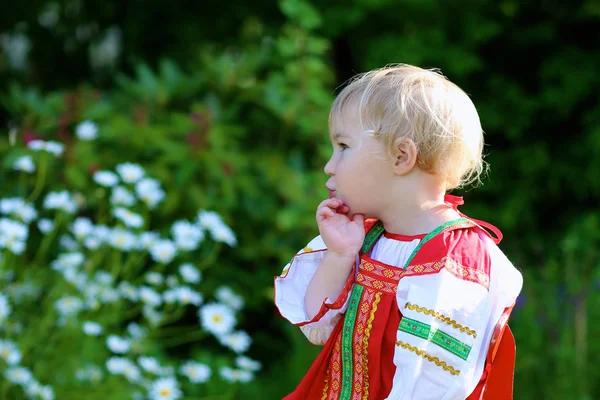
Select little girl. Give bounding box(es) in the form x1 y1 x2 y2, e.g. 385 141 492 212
274 64 523 399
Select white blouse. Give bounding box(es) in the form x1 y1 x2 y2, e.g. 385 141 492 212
274 232 522 400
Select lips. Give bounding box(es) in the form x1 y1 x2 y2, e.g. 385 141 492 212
328 190 335 198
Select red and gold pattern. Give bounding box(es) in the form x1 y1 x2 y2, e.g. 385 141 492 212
325 334 343 400
351 289 377 399
356 273 399 294
358 256 489 292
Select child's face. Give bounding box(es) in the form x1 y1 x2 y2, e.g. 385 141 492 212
324 113 394 217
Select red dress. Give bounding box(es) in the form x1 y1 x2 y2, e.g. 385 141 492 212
274 196 522 400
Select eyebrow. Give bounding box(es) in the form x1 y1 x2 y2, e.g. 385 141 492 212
331 132 348 140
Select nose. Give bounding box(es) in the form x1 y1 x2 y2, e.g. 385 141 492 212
324 155 335 176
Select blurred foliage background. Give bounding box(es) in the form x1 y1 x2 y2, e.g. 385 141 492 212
1 0 599 399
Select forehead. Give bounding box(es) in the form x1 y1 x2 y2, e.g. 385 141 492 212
328 100 361 140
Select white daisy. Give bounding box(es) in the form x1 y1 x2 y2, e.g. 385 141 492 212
59 234 79 251
55 296 84 318
0 293 11 323
164 287 203 306
123 363 142 383
145 272 164 286
83 321 103 336
76 120 98 140
138 231 160 250
12 155 35 173
180 361 211 383
210 223 237 247
149 377 182 400
138 356 162 375
45 141 64 156
106 357 129 374
0 198 37 223
93 170 119 187
118 281 139 301
76 364 104 383
139 286 162 307
0 218 28 254
0 340 21 365
171 220 204 251
149 239 177 264
106 335 131 354
25 381 55 400
219 366 253 383
5 366 33 385
95 271 114 285
116 163 145 183
219 331 251 353
109 228 138 251
215 286 244 311
28 140 64 156
43 191 78 214
127 323 148 339
179 263 201 284
235 356 261 372
110 186 136 206
196 210 223 230
199 303 236 336
37 218 54 233
71 217 94 240
100 287 120 304
113 207 144 229
135 178 165 209
27 140 46 151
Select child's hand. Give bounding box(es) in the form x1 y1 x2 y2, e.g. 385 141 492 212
316 198 365 259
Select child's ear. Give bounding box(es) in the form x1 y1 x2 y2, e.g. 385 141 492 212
391 136 418 176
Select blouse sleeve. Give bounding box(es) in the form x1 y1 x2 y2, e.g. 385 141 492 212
386 229 522 400
274 235 355 345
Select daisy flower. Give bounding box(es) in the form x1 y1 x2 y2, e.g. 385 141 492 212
199 303 236 336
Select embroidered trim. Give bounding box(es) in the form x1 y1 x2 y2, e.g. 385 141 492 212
395 256 489 290
340 286 363 399
362 292 381 400
327 333 343 400
356 273 398 294
395 340 461 376
399 317 472 360
361 220 385 254
359 259 403 281
405 302 477 338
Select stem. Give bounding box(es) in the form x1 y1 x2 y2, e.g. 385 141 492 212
32 212 64 266
26 153 48 203
160 330 208 348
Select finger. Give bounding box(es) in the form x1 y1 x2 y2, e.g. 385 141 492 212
337 205 350 214
351 213 365 225
323 198 343 207
317 207 336 219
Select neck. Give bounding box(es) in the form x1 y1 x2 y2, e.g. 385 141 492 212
377 172 460 236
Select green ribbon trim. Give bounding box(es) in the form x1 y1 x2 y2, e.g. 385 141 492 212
361 220 385 254
399 316 472 361
339 285 363 400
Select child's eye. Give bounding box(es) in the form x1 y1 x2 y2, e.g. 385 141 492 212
338 143 349 151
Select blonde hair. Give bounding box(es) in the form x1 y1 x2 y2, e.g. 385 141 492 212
329 64 486 189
